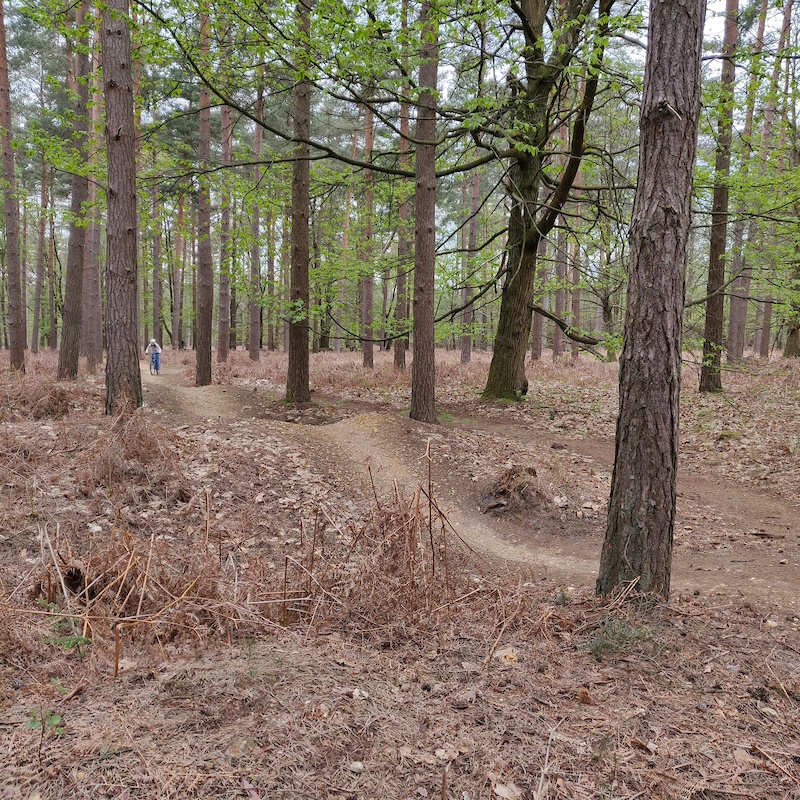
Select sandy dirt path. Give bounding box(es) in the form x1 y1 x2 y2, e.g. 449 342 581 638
142 363 799 609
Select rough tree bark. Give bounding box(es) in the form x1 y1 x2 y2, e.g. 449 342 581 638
570 244 581 360
0 0 26 372
282 206 290 352
81 37 103 372
726 0 767 362
409 0 438 424
249 83 263 361
102 0 142 413
553 223 566 359
597 0 705 599
482 0 613 399
394 18 411 372
32 159 47 353
266 210 275 350
48 197 57 350
218 101 233 362
58 0 92 381
758 297 772 357
171 193 184 348
530 237 548 361
195 12 213 386
151 174 163 347
699 0 737 392
286 0 311 403
360 104 375 370
460 169 480 365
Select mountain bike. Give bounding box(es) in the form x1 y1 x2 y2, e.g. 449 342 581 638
150 351 160 375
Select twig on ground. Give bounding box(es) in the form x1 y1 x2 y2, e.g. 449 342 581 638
41 524 74 619
751 743 800 785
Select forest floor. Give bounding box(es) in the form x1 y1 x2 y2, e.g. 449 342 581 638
1 349 798 799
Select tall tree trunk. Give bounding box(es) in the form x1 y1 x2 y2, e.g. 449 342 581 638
726 0 768 362
699 0 737 392
249 84 264 361
82 36 103 372
48 190 57 350
530 237 548 360
286 0 311 403
597 0 705 599
759 296 772 357
266 210 276 350
230 281 237 350
1 258 8 349
282 205 290 352
21 202 27 346
218 102 232 362
0 0 25 372
394 14 411 371
602 297 617 362
191 203 197 347
58 0 91 380
102 0 142 413
360 105 375 369
482 0 613 399
32 159 48 354
335 130 358 355
142 270 150 345
171 193 184 348
409 0 438 424
151 175 163 347
784 324 800 357
553 222 566 359
195 12 213 386
570 244 581 360
460 169 480 365
311 205 320 354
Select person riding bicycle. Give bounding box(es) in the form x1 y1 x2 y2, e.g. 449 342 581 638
145 339 162 373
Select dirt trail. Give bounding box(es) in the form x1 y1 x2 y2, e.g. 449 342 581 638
142 364 799 608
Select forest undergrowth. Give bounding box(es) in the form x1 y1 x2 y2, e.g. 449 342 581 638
0 350 798 799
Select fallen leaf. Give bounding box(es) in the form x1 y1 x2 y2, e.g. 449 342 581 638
493 782 523 799
241 779 263 799
399 746 439 766
733 747 759 768
630 738 658 755
757 702 779 719
435 745 459 761
333 686 369 699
